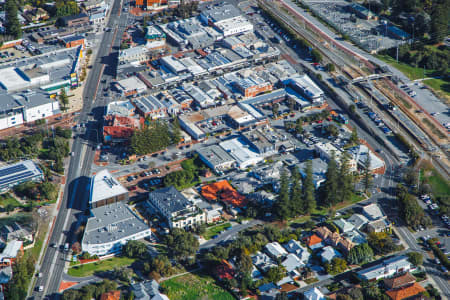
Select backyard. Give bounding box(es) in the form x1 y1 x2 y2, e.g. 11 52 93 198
160 272 234 300
0 193 23 211
68 256 137 277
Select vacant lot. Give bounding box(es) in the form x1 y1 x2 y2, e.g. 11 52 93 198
161 272 234 300
204 222 231 240
68 256 136 277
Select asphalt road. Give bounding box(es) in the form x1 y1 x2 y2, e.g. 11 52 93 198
29 0 127 298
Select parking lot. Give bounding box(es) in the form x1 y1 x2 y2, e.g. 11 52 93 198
305 1 402 52
0 47 32 63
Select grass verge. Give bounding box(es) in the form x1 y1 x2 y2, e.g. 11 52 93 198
204 222 232 240
67 256 136 277
161 271 234 300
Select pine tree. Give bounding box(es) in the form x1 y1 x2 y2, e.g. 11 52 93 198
323 151 339 206
349 128 359 145
302 160 316 214
290 166 303 215
5 0 22 39
275 169 291 220
337 153 353 203
362 153 372 193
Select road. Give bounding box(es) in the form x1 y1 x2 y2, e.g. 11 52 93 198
200 220 263 249
29 0 128 298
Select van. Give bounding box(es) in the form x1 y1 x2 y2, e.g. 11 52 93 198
64 243 69 252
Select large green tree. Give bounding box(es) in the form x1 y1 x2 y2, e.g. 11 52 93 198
302 160 316 214
290 167 303 215
5 0 22 39
323 151 339 207
59 88 69 112
275 169 291 220
430 0 449 44
348 243 374 265
165 228 199 262
337 153 353 203
362 153 372 193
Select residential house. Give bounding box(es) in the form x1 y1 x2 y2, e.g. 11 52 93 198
283 239 310 264
314 226 332 241
326 231 342 248
383 273 416 290
320 246 341 263
258 282 279 295
362 203 385 221
0 240 23 267
265 242 288 260
303 287 326 300
306 234 323 250
343 230 367 245
385 283 426 300
147 186 205 229
0 222 33 243
337 238 354 254
347 214 369 230
357 256 414 281
252 251 277 272
131 280 169 300
250 265 263 281
0 265 12 290
282 253 303 272
100 291 121 300
333 218 355 233
366 218 392 233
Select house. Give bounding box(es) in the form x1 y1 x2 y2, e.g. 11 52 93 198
282 253 303 272
306 234 323 250
0 240 23 267
343 230 367 245
357 256 414 281
362 203 385 220
385 283 426 300
131 280 169 300
250 265 263 281
283 239 310 263
383 273 416 290
314 226 332 241
265 242 288 259
333 218 355 233
148 186 205 229
100 291 121 300
326 232 342 248
258 282 278 294
320 246 341 263
1 222 33 243
0 265 12 287
201 180 247 208
215 259 235 280
347 214 369 230
366 218 392 233
252 251 277 272
337 238 355 254
303 287 326 300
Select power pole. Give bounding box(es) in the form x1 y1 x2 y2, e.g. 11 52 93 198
396 44 399 62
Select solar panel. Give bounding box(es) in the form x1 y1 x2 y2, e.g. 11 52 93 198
0 164 27 178
0 171 35 186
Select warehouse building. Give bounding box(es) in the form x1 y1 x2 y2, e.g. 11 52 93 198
197 144 236 173
0 160 44 193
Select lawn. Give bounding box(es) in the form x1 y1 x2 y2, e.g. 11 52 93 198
68 256 136 277
161 272 234 300
423 78 450 97
376 54 435 80
204 223 232 240
0 193 22 210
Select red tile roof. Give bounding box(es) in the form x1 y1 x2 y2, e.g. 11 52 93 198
383 273 416 290
100 291 121 300
386 283 426 300
103 126 134 139
201 180 247 208
306 234 323 247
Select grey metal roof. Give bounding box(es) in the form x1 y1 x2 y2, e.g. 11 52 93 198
148 186 191 214
201 4 241 23
83 202 150 245
196 144 235 168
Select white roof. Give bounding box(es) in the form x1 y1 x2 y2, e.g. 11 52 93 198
161 56 187 74
362 203 384 220
281 253 303 272
89 169 128 205
219 138 263 168
347 214 369 229
304 287 325 300
264 241 288 258
0 240 22 260
106 100 135 116
320 246 341 262
117 76 147 93
333 218 355 233
348 144 385 170
0 67 29 91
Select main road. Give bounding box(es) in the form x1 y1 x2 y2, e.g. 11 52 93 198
30 0 128 298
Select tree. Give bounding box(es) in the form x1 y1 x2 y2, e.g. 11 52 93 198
171 116 182 144
290 168 303 216
272 103 279 118
266 266 286 283
274 169 291 220
403 168 418 186
311 49 322 63
325 257 348 274
362 153 372 193
349 127 359 145
337 152 353 203
122 240 147 259
59 88 69 112
5 0 22 39
429 2 448 44
348 243 374 265
323 151 339 207
326 63 335 72
237 251 253 275
165 228 199 262
302 160 316 214
367 232 398 255
406 251 423 266
130 121 172 155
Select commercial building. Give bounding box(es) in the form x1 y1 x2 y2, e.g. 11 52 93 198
60 35 85 48
298 158 328 188
132 95 166 119
0 160 44 193
387 26 411 40
347 3 378 20
115 77 147 97
119 46 150 64
242 126 294 155
314 142 357 171
357 256 414 281
219 137 263 169
89 169 129 209
284 75 324 104
81 201 151 256
59 13 90 27
106 100 136 117
348 144 385 173
145 26 166 50
196 144 236 173
148 186 205 229
233 76 273 98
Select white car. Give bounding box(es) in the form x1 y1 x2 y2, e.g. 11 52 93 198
38 286 44 292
